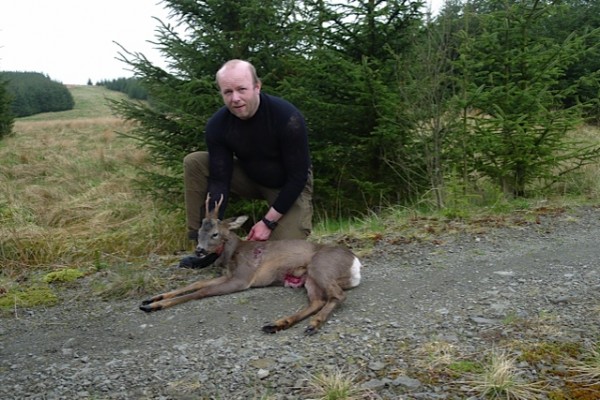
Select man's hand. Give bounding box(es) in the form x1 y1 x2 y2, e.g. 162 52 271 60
246 220 272 241
246 207 282 241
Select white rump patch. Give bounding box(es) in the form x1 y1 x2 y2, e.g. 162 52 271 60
349 257 362 287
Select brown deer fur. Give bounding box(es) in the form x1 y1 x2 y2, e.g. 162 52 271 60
140 195 362 335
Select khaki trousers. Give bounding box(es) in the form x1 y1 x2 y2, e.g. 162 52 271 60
183 151 313 241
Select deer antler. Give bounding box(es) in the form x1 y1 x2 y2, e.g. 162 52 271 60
205 193 224 219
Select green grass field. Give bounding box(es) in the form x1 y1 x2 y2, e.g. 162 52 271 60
19 85 122 121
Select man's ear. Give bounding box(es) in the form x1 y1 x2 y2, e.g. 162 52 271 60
225 215 249 230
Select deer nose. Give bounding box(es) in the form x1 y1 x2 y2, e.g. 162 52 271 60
195 248 209 257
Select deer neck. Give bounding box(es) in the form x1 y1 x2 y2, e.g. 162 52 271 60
218 232 242 266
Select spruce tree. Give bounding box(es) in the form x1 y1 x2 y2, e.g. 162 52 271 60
278 0 426 213
0 77 14 140
111 0 306 205
112 0 427 213
453 0 600 197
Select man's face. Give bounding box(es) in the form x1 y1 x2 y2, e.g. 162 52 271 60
217 64 261 120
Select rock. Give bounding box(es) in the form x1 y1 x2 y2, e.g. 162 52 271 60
257 369 270 379
368 361 386 371
361 379 387 390
469 316 498 325
392 376 421 389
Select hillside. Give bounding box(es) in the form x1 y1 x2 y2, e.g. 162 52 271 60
18 85 129 121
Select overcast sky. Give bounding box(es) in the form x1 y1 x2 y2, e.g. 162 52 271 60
1 0 443 86
0 0 171 85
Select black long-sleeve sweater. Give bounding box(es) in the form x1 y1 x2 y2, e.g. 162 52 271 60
205 93 311 218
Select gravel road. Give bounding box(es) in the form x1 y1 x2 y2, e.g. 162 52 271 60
1 206 599 399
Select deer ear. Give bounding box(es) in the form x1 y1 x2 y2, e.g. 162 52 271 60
226 215 249 230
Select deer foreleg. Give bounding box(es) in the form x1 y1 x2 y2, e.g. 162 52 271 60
141 275 230 305
140 276 247 312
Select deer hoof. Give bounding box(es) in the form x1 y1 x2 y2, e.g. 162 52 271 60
304 326 318 336
139 304 158 313
141 295 163 305
262 323 279 334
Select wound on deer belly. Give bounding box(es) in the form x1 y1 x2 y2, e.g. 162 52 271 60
284 273 306 288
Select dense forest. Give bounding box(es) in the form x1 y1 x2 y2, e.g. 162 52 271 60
96 77 149 100
109 0 600 217
0 72 74 118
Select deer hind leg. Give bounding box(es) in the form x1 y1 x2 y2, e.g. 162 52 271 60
262 278 327 334
304 283 346 335
262 276 347 335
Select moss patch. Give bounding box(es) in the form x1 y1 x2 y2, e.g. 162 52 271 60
0 285 58 309
42 268 84 284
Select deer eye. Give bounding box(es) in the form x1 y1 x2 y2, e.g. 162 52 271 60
211 233 219 239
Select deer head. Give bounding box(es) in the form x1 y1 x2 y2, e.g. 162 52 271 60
195 194 247 257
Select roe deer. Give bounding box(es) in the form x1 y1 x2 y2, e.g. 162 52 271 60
140 195 362 335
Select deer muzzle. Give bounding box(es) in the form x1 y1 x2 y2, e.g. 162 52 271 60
195 248 210 257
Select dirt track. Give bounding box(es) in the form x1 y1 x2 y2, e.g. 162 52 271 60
1 206 599 399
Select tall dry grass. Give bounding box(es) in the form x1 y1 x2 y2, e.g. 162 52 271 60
0 87 187 276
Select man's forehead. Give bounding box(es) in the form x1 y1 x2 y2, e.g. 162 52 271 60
218 66 253 87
